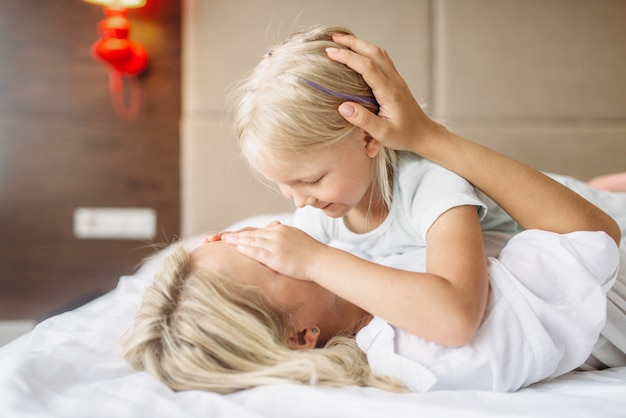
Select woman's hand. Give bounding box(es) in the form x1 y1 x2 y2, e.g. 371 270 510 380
327 32 444 155
222 221 325 281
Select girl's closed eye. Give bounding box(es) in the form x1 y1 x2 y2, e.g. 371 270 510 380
304 175 325 186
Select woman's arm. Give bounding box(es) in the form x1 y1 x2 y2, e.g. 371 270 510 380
417 131 621 244
327 33 621 245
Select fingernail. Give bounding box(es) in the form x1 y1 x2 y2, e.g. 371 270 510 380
338 102 355 117
325 47 339 54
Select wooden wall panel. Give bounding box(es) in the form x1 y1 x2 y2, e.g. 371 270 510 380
0 0 181 319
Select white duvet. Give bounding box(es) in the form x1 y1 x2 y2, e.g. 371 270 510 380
2 210 626 417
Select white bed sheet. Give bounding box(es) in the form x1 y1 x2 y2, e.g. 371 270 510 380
2 213 626 418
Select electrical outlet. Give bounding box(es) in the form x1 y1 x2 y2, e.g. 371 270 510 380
73 207 157 240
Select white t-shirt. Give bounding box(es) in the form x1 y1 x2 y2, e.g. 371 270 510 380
293 152 517 259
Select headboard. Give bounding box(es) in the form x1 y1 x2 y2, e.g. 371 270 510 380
181 0 626 235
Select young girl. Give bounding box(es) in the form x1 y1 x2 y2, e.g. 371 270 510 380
218 25 621 348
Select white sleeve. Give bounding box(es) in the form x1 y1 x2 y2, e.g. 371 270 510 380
400 158 486 238
489 229 619 385
357 229 619 392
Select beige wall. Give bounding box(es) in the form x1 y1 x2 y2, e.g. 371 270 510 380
182 0 626 235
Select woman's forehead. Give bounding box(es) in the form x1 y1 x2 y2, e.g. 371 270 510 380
190 241 315 308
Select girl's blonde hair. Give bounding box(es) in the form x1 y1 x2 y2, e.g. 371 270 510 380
230 25 398 207
121 245 407 394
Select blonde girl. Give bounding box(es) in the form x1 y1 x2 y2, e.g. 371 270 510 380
222 25 490 347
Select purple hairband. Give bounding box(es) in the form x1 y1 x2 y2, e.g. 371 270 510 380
300 79 378 107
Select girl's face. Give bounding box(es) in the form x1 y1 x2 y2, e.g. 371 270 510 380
248 130 380 219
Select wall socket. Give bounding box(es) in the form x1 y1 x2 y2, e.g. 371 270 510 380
73 207 157 240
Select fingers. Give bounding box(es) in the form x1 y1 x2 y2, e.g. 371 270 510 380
222 230 267 256
221 221 288 250
204 222 279 245
326 46 386 95
220 224 314 280
328 33 397 84
221 227 281 269
327 32 432 152
222 225 274 246
331 32 396 73
230 240 267 261
337 102 387 140
203 234 223 243
326 33 398 140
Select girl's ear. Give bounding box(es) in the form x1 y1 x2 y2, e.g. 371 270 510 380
363 133 381 158
288 326 321 350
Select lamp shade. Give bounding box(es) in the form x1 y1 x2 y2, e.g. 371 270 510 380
84 0 146 8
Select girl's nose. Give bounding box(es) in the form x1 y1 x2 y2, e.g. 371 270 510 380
293 191 315 209
279 185 315 208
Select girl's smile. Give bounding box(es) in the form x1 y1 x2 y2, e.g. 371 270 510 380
249 130 382 225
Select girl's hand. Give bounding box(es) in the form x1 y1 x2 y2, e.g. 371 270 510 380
203 226 259 243
222 221 324 281
327 32 444 155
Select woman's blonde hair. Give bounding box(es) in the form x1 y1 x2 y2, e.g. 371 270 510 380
121 245 407 394
230 25 398 207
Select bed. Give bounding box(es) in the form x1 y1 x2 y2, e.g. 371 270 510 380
2 210 626 418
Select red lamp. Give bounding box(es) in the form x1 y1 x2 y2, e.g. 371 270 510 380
85 0 148 120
